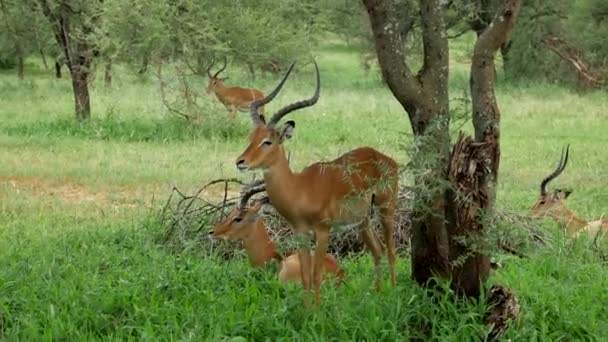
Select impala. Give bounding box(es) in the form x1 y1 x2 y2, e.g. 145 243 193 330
530 145 608 238
206 58 265 119
208 184 345 286
235 61 399 306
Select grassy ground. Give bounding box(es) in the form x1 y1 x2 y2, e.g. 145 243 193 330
1 37 607 340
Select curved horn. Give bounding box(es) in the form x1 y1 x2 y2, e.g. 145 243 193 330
206 58 215 78
239 184 266 210
540 144 570 195
249 62 296 126
213 56 227 78
267 61 320 127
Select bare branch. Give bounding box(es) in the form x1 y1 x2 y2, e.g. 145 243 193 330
362 0 423 115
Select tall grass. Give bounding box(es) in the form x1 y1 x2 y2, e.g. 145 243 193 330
0 38 607 339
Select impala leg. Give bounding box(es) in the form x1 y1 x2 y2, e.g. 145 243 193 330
296 232 312 308
312 227 330 307
228 106 237 120
360 227 383 290
380 204 397 287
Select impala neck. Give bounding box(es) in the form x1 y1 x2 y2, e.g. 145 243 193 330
262 148 299 218
548 206 588 236
241 219 281 267
213 82 228 98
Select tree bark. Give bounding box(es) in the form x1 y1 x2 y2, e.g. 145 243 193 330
364 0 452 285
70 63 91 120
364 0 522 297
40 49 49 70
55 60 62 79
104 60 112 88
39 0 93 120
17 56 24 80
449 0 521 297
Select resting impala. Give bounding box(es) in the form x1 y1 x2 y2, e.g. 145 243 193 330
235 61 398 307
530 145 608 238
208 184 345 286
206 58 265 119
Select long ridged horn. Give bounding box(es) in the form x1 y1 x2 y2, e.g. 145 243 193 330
540 144 570 195
267 61 320 128
239 184 266 210
206 58 215 78
249 62 296 126
211 57 227 78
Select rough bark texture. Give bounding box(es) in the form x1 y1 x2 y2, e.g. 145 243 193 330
71 64 91 120
104 60 112 88
484 285 521 341
39 0 94 120
363 0 522 298
364 0 452 285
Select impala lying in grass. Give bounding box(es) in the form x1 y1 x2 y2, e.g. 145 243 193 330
530 145 607 238
208 183 345 286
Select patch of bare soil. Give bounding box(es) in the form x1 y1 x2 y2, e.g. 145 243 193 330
0 175 148 208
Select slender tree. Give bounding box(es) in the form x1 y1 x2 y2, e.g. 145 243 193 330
38 0 101 120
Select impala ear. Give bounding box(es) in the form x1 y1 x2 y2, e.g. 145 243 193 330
280 121 295 142
555 188 572 199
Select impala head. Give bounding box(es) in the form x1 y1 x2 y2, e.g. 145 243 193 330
206 57 228 94
236 61 320 171
530 145 572 218
208 184 268 240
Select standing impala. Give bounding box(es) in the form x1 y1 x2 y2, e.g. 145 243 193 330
530 145 608 238
208 184 345 286
206 58 265 119
235 61 399 307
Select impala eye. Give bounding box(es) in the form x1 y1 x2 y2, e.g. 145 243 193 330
262 140 272 146
232 216 242 223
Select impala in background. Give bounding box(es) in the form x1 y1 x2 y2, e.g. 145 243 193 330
206 58 265 119
530 145 607 238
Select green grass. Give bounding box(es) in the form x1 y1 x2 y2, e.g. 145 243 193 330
1 37 607 340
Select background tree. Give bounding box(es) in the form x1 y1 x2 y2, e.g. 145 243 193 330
363 0 521 297
0 0 49 79
37 0 102 120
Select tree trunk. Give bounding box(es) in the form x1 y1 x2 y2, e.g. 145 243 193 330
104 60 112 88
40 49 49 70
17 56 24 80
55 60 62 79
364 0 453 287
364 0 522 298
138 55 149 74
69 64 91 120
500 41 512 74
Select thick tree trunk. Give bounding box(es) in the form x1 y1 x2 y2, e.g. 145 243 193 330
55 61 62 79
69 64 91 120
364 0 522 299
17 56 24 80
104 60 112 88
365 0 453 287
